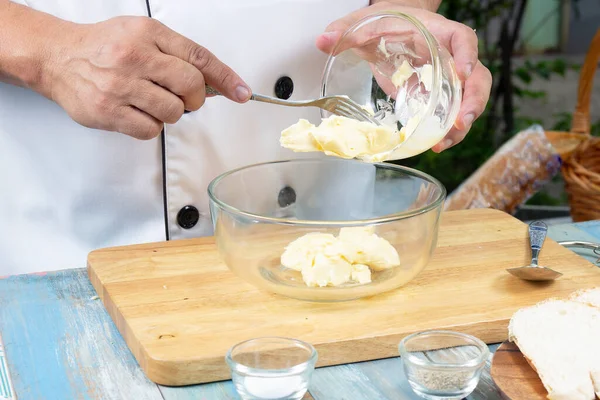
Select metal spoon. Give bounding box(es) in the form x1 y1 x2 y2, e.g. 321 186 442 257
507 221 563 281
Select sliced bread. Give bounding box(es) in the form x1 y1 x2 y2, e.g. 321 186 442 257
572 288 600 399
571 287 600 309
591 371 600 400
508 293 600 400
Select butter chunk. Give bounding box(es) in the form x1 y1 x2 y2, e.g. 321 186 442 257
351 264 372 284
391 60 415 88
391 61 433 92
378 37 391 58
339 226 400 271
301 253 352 287
281 226 399 287
280 115 402 162
419 64 433 92
280 233 337 271
279 119 321 152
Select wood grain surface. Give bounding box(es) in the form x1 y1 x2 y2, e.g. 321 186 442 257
491 341 547 400
87 209 600 386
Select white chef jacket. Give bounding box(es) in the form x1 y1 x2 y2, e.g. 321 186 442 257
0 0 369 275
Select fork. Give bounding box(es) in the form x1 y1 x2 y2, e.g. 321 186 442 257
201 85 380 125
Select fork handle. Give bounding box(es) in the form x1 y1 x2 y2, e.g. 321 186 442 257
205 85 308 107
250 93 305 106
204 86 285 105
184 86 223 114
205 85 221 96
183 85 222 114
185 86 295 113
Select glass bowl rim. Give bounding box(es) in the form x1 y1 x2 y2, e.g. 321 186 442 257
320 10 443 133
207 158 446 227
398 330 490 369
225 336 318 377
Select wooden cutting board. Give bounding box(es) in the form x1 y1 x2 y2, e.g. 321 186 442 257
491 341 547 399
87 208 600 386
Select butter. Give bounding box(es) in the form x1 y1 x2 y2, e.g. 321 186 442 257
301 253 352 288
278 119 321 153
351 264 372 285
391 61 433 92
419 64 433 91
280 115 404 162
391 60 415 88
378 37 391 58
279 58 438 162
280 232 337 271
281 227 400 287
339 226 401 271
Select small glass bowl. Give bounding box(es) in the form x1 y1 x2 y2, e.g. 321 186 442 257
225 337 318 400
321 11 462 160
398 330 489 400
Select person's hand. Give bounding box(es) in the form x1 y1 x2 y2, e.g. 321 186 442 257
42 16 251 140
316 2 492 152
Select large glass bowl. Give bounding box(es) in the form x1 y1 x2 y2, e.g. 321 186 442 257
321 11 462 160
208 158 445 302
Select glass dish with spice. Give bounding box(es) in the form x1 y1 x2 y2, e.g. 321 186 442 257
398 330 489 400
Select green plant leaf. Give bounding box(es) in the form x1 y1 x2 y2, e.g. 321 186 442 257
552 59 567 77
533 61 552 80
514 85 546 99
552 112 573 131
515 67 532 83
592 119 600 136
570 63 582 71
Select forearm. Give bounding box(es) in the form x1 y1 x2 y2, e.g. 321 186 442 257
0 1 73 96
371 0 442 12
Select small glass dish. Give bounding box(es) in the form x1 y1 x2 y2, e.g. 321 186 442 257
321 11 462 160
225 337 318 400
398 330 489 400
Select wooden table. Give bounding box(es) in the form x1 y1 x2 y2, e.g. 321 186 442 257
1 220 600 400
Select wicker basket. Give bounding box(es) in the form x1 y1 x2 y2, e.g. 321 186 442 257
545 28 600 222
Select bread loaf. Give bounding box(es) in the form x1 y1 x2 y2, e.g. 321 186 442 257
444 126 561 214
508 287 600 400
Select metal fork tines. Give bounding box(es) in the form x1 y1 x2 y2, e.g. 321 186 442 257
204 85 379 125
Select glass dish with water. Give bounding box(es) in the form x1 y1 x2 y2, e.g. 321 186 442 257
226 337 318 400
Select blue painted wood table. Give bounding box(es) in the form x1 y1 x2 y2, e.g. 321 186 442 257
1 220 600 400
